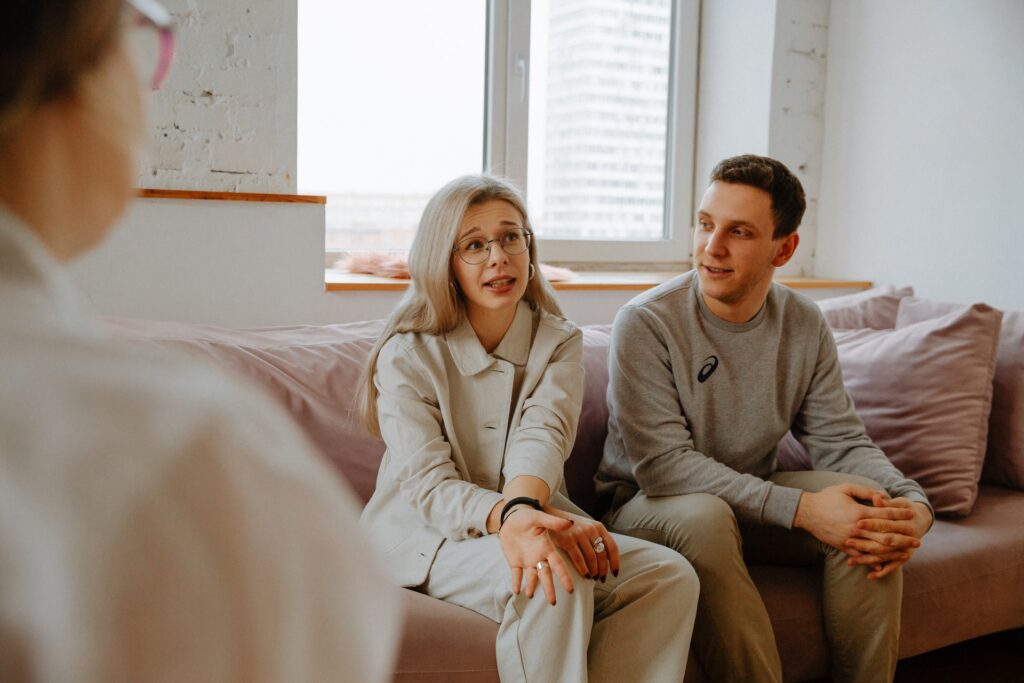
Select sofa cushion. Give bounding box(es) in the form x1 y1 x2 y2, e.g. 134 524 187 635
816 285 914 329
566 325 613 518
896 298 1024 491
898 485 1024 657
106 317 388 503
828 304 1002 516
394 590 499 681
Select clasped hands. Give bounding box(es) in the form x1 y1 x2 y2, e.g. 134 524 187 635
794 484 933 580
496 506 621 605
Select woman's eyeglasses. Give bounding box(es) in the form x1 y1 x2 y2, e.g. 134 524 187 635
453 228 532 265
125 0 175 90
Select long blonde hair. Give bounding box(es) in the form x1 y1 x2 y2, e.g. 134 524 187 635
358 174 564 436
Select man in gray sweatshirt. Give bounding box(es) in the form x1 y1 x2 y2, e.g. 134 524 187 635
595 155 934 683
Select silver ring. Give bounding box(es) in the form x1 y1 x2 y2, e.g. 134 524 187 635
591 537 606 554
535 561 548 572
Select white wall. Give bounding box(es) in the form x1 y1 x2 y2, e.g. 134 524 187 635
138 0 296 192
694 0 777 196
816 0 1024 310
767 0 830 278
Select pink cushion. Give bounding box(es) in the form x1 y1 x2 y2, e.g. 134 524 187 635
816 285 914 329
829 304 1002 516
897 298 1024 491
106 318 388 504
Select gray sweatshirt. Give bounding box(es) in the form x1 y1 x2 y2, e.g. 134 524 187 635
596 270 930 528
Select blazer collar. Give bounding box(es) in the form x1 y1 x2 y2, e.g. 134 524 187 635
446 300 534 376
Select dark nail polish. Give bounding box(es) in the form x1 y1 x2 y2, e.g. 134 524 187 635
613 570 619 577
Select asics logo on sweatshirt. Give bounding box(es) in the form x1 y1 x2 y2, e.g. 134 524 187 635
697 355 719 383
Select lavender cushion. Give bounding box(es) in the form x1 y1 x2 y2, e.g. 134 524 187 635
816 285 914 330
829 304 1002 516
897 298 1024 491
106 317 388 504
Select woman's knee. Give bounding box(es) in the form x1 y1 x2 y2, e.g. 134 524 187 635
513 573 595 627
664 552 700 604
619 538 700 600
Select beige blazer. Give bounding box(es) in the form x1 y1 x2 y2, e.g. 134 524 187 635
360 300 585 587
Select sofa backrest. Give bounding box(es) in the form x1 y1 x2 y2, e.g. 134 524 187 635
107 317 389 502
108 318 616 515
109 299 1024 522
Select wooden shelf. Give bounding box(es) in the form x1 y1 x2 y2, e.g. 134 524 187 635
325 270 872 293
135 189 326 204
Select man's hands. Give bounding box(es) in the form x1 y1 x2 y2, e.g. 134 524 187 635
497 507 574 605
844 494 932 579
794 484 932 580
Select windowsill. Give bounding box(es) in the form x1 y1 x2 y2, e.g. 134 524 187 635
325 270 872 293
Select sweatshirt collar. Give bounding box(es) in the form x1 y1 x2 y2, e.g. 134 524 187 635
691 269 771 332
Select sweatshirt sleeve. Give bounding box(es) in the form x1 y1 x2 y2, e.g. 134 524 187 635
608 305 802 527
375 338 503 540
792 321 934 516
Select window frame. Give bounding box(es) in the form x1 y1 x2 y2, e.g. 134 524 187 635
486 0 701 264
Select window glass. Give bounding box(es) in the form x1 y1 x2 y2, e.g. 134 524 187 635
527 0 674 240
298 1 486 251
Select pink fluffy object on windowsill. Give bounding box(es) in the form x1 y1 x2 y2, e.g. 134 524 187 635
338 252 576 282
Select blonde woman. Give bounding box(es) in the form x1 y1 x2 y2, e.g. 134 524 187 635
360 175 698 682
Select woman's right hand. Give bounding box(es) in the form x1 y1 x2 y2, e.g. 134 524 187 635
543 508 620 582
497 508 574 605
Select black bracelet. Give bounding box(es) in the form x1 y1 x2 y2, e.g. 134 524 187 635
500 496 542 526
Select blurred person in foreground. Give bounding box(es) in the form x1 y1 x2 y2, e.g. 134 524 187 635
0 1 400 680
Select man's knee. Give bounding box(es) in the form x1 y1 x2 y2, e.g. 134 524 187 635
614 493 742 563
773 470 885 495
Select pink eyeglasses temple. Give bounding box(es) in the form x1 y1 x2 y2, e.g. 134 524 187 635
127 0 175 90
151 25 174 90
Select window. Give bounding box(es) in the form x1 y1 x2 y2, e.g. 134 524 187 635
300 0 698 263
297 1 486 251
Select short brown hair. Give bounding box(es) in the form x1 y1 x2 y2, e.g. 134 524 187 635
710 155 806 238
1 0 121 136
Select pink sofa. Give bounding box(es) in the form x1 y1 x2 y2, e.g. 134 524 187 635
108 293 1024 682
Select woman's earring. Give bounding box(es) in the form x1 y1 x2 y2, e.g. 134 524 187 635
528 263 536 281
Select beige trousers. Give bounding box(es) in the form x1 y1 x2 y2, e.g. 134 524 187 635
421 532 699 683
605 471 902 683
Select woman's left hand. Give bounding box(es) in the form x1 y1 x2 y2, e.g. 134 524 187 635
544 508 621 581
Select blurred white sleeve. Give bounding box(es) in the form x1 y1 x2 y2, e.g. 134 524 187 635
104 410 403 683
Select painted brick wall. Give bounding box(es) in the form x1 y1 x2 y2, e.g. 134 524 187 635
136 0 297 193
770 0 830 278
